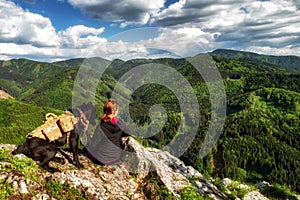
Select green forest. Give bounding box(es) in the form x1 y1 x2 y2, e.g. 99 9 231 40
0 49 299 195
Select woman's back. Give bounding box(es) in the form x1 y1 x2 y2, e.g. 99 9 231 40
86 100 130 165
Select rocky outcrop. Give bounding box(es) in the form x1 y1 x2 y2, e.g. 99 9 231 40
0 139 272 199
0 143 146 200
126 137 227 199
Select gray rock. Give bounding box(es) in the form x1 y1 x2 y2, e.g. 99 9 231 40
126 137 227 199
221 178 232 187
255 181 271 190
243 191 268 200
19 179 29 194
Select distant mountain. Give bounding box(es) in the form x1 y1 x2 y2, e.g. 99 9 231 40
0 58 64 79
52 58 85 67
211 49 300 71
52 57 110 68
0 57 113 110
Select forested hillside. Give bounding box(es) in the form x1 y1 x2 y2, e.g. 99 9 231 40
212 49 300 71
0 98 62 144
0 50 299 195
105 52 300 193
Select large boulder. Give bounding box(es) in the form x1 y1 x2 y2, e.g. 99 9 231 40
125 137 227 199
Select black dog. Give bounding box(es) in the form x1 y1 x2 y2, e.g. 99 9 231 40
12 102 97 173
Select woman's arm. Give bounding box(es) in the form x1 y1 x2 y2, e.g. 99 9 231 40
118 119 131 137
90 124 104 144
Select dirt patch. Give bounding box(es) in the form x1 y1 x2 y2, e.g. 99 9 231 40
0 90 13 99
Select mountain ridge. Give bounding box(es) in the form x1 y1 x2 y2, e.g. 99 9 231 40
211 49 300 71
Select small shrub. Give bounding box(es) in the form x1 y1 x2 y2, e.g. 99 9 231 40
227 181 254 199
0 180 14 199
261 184 298 200
213 177 226 193
44 181 86 200
142 172 176 200
180 186 212 200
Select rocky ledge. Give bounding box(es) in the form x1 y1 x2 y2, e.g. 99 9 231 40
0 138 276 199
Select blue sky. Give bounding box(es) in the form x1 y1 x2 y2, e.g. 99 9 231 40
0 0 300 61
12 0 132 36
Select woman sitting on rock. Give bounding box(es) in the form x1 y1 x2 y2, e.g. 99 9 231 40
86 99 130 165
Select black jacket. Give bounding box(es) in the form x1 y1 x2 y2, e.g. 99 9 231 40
88 118 130 165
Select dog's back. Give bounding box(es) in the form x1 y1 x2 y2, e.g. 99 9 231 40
12 137 57 160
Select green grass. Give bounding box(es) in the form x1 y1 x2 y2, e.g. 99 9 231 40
0 148 40 180
44 181 86 200
180 185 212 200
0 180 14 199
0 148 41 198
261 184 299 200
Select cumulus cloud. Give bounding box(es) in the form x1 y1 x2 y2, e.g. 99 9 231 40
67 0 165 26
59 25 106 48
0 0 59 47
0 0 154 61
1 0 300 61
152 0 241 26
141 27 215 57
151 0 300 56
0 0 109 61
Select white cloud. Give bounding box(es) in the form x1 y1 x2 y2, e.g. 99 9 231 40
67 0 165 27
0 1 109 61
247 45 300 57
0 54 12 60
0 0 59 47
1 0 300 61
142 27 216 57
0 42 60 58
59 25 106 48
151 0 300 56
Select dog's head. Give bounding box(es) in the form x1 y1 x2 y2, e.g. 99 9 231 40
70 102 97 126
82 102 97 126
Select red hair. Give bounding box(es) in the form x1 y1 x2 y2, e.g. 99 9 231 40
101 100 118 123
